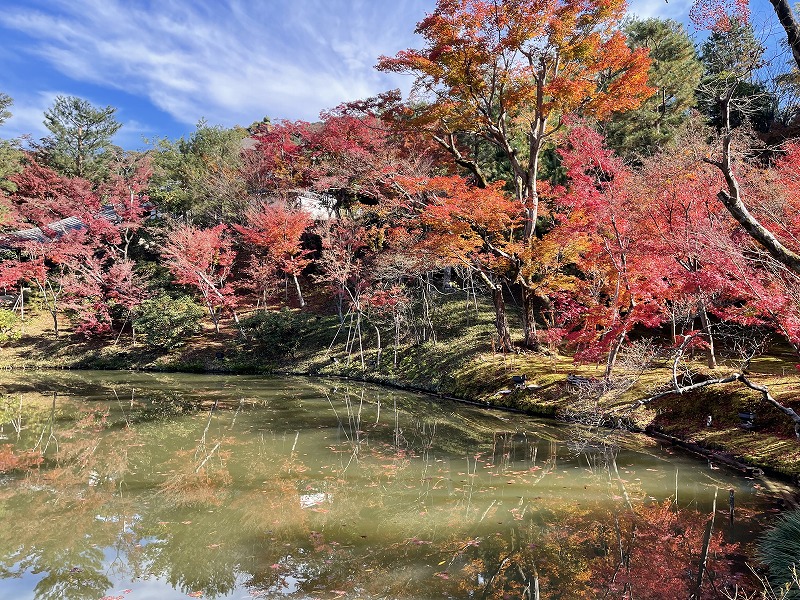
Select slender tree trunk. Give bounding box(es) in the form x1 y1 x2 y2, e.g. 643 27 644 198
206 302 220 335
292 273 305 308
698 304 717 370
345 311 355 364
671 309 677 345
492 285 513 352
394 311 400 368
770 0 800 71
373 323 382 372
356 311 365 370
706 92 800 275
38 281 59 337
604 329 627 380
232 309 247 340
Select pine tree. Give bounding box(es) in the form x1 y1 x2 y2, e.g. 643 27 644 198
698 19 776 131
0 93 12 128
0 92 22 193
604 19 703 159
41 95 122 183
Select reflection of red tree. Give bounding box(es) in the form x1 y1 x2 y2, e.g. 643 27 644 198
587 502 745 599
0 444 43 473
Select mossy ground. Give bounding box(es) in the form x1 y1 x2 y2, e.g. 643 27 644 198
1 292 799 480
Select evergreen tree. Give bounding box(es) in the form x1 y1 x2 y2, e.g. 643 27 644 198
698 19 776 132
41 95 122 183
0 92 23 194
0 93 12 128
149 121 248 225
605 18 703 159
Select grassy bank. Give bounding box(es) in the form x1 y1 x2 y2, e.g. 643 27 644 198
1 294 799 482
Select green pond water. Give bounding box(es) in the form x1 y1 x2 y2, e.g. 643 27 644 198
0 371 791 599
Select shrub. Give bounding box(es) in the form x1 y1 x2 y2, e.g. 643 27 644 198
242 309 310 361
0 309 21 343
134 295 205 350
759 509 800 598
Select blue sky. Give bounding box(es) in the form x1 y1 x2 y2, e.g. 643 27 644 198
0 0 781 150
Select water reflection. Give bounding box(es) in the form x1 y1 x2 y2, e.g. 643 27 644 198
0 372 789 599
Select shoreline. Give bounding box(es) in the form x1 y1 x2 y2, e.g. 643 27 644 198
3 360 798 495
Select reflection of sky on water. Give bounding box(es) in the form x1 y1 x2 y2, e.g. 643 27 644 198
1 567 45 600
0 372 790 599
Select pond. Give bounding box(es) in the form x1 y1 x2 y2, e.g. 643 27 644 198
0 371 791 599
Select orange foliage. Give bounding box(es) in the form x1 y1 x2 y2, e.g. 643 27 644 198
378 0 653 143
0 444 43 474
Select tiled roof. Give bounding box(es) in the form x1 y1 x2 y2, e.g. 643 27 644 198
0 205 119 246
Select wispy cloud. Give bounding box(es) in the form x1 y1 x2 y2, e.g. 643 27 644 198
1 0 704 142
2 90 60 143
0 0 433 127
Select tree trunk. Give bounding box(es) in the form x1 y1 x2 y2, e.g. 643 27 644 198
604 329 627 380
770 0 800 71
706 92 800 276
373 323 382 372
521 288 539 350
698 305 717 370
394 312 400 368
292 273 305 308
492 285 513 352
209 307 220 335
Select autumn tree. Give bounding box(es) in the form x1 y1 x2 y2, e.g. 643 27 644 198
0 160 96 335
314 216 371 366
40 95 122 184
397 175 521 350
162 223 237 334
378 0 653 348
627 130 739 369
235 201 314 308
0 157 151 337
686 0 800 281
242 105 436 214
551 125 669 375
